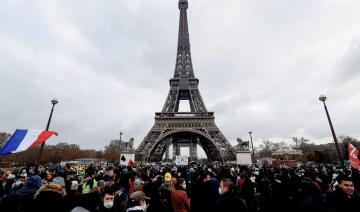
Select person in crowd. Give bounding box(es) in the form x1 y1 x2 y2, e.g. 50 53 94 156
326 175 360 211
169 175 177 192
164 172 172 190
46 168 55 183
98 180 106 193
97 187 116 212
240 173 258 212
2 172 16 195
51 176 67 195
104 170 116 188
297 168 328 212
190 172 218 212
81 169 98 194
66 180 80 210
11 170 27 193
32 183 68 212
113 184 129 212
15 175 42 208
142 177 170 212
171 177 190 212
71 206 90 212
236 171 246 193
125 190 151 212
216 178 247 212
0 175 42 211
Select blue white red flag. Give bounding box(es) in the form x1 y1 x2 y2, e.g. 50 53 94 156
0 129 58 155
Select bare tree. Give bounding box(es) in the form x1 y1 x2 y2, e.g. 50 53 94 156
104 140 121 162
292 137 310 149
0 132 11 149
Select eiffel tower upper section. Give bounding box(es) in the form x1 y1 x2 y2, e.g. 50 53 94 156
161 0 208 114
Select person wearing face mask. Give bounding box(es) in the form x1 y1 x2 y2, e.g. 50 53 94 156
216 178 247 212
125 191 151 212
240 173 258 212
97 188 116 212
171 177 190 212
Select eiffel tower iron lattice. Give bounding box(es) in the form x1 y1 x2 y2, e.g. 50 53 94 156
135 0 235 163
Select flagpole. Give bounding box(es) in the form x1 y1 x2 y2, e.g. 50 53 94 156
119 132 123 164
39 98 58 162
319 95 344 168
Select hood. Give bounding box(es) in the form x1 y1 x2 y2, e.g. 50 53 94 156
26 175 42 189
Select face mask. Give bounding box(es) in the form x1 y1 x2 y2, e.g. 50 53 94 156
104 201 113 209
181 183 186 190
219 187 223 195
250 176 256 183
141 201 148 210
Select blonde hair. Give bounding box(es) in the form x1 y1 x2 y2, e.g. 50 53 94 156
36 184 67 197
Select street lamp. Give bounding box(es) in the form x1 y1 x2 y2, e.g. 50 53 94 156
119 132 123 163
39 98 58 160
319 95 344 167
249 131 255 165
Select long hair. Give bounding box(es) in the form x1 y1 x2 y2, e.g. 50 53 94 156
175 178 186 191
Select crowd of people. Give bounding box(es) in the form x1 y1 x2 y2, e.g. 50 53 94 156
0 162 359 212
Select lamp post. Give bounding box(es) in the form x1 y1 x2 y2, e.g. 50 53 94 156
39 98 58 160
249 131 255 165
119 132 123 163
319 95 344 167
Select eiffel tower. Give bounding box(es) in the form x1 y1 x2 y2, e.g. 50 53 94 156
135 0 235 163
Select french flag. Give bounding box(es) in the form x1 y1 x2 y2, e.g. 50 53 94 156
0 129 58 155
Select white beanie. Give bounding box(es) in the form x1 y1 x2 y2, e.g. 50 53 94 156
71 180 79 191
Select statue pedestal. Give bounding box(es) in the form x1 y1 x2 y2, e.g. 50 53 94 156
120 150 135 166
236 150 252 165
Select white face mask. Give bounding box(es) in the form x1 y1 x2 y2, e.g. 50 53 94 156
104 201 113 209
141 200 148 210
250 176 256 183
181 183 186 190
219 187 223 195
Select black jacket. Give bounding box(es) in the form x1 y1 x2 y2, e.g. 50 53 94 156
216 191 247 212
326 188 360 212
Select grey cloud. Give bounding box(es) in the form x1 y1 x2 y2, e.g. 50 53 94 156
1 0 360 151
337 41 360 81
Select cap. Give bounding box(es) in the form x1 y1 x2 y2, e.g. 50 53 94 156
164 172 171 182
50 176 65 188
130 191 150 201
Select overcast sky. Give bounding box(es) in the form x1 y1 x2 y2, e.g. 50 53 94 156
1 0 360 152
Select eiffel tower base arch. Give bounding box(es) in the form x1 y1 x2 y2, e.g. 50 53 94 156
135 115 236 163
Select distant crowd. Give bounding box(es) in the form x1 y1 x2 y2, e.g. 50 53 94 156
0 162 359 212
